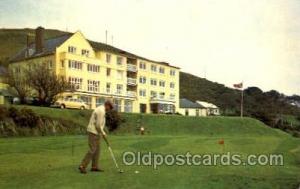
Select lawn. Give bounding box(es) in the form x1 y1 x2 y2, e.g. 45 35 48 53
0 136 300 188
0 106 300 188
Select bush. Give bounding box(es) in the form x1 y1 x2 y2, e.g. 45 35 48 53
292 131 300 137
8 107 39 128
0 106 86 137
297 115 300 122
105 110 124 132
251 110 277 127
78 110 91 119
0 106 9 120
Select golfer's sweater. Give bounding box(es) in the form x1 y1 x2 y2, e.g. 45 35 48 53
87 106 106 136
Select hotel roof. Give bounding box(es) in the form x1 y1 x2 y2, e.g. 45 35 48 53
10 32 179 69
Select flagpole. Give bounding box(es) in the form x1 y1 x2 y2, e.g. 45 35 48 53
240 87 244 118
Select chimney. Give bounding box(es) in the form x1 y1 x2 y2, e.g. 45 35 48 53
35 26 45 54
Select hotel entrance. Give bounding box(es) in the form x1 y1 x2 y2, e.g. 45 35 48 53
140 103 147 113
150 103 175 114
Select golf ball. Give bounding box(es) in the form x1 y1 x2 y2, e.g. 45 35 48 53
135 170 139 174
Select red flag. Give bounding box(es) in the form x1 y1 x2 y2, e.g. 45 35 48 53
233 82 243 89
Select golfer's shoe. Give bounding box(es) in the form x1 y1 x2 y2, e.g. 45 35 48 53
91 168 104 172
78 166 87 174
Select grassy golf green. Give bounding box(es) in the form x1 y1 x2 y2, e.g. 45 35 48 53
0 106 300 188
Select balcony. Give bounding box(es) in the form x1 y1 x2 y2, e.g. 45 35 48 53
150 96 176 104
127 64 137 72
127 78 137 86
127 91 137 97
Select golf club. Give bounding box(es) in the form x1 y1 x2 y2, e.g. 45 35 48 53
103 136 124 173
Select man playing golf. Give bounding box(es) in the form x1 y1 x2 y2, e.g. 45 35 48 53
78 101 113 174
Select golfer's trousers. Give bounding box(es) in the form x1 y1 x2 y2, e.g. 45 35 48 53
81 132 100 168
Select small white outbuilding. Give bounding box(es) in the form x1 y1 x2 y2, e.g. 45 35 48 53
179 98 207 116
196 101 220 116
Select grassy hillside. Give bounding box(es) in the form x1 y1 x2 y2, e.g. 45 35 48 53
0 28 67 65
14 105 288 138
180 72 240 114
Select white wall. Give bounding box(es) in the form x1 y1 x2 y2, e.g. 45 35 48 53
179 108 207 116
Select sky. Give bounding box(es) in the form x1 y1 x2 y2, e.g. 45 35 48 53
0 0 299 95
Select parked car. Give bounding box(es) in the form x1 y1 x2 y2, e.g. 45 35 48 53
25 97 40 106
53 98 88 110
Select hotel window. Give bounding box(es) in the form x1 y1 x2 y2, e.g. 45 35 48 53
68 60 83 70
150 79 157 86
117 70 123 80
81 96 92 109
150 91 157 98
48 60 53 69
68 46 77 54
87 80 100 92
106 68 111 76
139 61 146 70
170 93 175 100
81 49 90 57
139 89 147 97
159 80 165 87
151 65 157 72
139 76 146 84
106 83 111 93
170 69 176 76
87 64 100 72
116 84 123 94
113 99 122 112
96 97 105 107
170 82 175 89
159 67 165 74
125 100 133 112
159 92 165 99
106 54 111 63
69 77 83 90
117 56 123 65
61 60 65 68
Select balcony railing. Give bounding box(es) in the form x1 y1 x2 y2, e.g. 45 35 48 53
127 78 137 85
150 96 176 102
127 91 137 97
127 64 137 72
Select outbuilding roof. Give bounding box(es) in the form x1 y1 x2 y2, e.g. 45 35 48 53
196 101 219 109
180 98 205 109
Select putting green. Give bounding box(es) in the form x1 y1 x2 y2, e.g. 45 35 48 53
0 134 299 189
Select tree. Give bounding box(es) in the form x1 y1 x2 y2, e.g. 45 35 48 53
25 63 74 106
7 70 30 104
